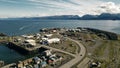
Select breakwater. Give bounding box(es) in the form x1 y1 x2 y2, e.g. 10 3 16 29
7 42 39 55
86 28 118 40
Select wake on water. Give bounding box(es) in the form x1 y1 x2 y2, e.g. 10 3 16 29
19 26 26 30
19 24 35 31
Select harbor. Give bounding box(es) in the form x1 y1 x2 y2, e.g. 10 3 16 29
0 27 120 68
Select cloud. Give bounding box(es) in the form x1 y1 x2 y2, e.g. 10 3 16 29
1 0 120 18
0 0 19 4
95 2 120 14
27 0 103 16
28 0 81 10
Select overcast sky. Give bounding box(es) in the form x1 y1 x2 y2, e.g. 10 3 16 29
0 0 120 18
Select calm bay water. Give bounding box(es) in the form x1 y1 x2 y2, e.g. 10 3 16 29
0 44 25 64
0 20 120 64
0 20 120 36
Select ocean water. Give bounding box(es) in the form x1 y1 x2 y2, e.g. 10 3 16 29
0 44 25 64
0 19 120 64
0 20 120 36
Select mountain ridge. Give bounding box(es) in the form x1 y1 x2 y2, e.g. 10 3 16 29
1 13 120 20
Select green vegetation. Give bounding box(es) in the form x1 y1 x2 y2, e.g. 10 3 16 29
92 40 120 68
93 41 108 57
49 39 79 54
66 30 120 68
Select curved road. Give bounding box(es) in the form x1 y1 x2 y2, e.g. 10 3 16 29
59 37 86 68
2 37 86 68
38 36 86 68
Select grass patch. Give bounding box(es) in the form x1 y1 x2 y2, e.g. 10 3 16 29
93 41 108 56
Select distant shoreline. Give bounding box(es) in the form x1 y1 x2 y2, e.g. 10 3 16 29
3 27 119 40
1 13 120 20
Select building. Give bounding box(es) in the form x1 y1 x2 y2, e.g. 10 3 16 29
24 39 36 46
41 38 60 44
50 54 63 63
33 57 41 64
42 50 52 56
36 33 41 39
40 61 47 67
67 29 81 32
41 37 48 41
22 35 34 39
46 38 60 44
44 34 53 38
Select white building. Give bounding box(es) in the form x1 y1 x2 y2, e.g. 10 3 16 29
47 38 60 44
36 33 41 39
24 39 36 46
22 35 34 39
67 29 81 32
44 50 52 56
41 37 48 40
36 33 41 36
44 34 53 37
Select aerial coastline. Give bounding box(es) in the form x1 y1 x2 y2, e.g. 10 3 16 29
0 27 120 68
0 0 120 68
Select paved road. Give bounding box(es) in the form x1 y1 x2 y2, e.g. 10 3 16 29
59 37 86 68
77 57 90 68
41 45 76 57
2 36 86 68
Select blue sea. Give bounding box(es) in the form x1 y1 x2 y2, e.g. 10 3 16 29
0 20 120 36
0 19 120 64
